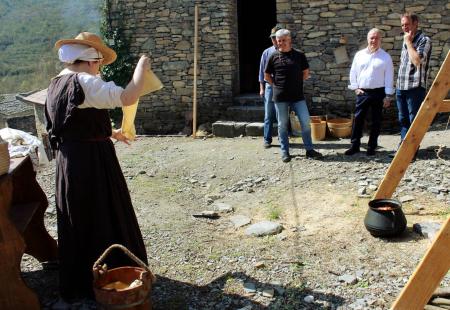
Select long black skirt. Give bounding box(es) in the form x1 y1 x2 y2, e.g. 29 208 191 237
55 139 148 300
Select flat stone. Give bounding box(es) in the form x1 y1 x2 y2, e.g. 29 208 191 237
192 211 219 219
245 221 283 236
212 121 235 138
262 288 275 298
413 222 441 239
230 215 251 228
245 122 264 136
243 282 256 294
399 195 415 203
234 122 248 136
334 46 349 64
338 274 358 285
213 202 234 213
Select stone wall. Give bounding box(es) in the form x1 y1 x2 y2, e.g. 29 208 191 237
107 0 238 134
279 0 450 121
109 0 449 134
6 115 37 135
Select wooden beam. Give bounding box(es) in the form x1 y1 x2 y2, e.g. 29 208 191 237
192 4 199 138
391 218 450 310
438 100 450 113
375 50 450 199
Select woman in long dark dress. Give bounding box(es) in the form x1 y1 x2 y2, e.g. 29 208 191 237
45 32 150 301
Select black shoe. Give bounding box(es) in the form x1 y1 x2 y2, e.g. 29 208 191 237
263 142 271 149
366 147 376 156
281 153 291 163
344 146 360 156
306 149 323 159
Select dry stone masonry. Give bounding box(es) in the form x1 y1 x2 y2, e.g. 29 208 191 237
108 0 449 134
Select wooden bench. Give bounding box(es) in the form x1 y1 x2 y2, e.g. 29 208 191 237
0 156 58 309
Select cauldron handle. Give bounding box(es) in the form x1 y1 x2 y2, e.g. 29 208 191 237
93 244 151 281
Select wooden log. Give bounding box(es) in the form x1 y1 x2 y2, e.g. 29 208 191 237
391 218 450 309
192 4 198 138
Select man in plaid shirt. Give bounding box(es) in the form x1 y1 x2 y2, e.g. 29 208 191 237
396 12 432 148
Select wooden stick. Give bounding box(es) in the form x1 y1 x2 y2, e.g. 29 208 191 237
391 218 450 310
192 4 199 138
375 50 450 199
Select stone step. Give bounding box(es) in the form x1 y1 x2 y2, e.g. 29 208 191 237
225 106 265 122
233 93 263 106
212 121 265 137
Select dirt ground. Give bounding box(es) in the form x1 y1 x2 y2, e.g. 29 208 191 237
23 123 450 309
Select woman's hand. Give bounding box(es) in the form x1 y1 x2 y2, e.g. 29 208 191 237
137 55 151 71
111 129 130 145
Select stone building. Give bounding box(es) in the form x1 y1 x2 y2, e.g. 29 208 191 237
16 89 48 140
107 0 449 134
0 94 36 135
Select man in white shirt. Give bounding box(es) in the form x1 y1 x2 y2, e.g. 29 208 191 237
346 28 394 156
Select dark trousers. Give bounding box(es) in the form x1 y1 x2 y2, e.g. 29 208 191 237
350 88 385 149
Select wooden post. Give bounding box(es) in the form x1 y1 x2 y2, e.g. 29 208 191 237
192 4 199 138
391 218 450 309
374 50 450 199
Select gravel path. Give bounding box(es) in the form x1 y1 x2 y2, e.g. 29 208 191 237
20 123 450 310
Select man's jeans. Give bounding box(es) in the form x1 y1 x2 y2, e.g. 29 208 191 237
396 87 426 141
263 84 276 144
274 100 313 155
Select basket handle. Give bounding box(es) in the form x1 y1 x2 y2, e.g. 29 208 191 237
93 244 150 274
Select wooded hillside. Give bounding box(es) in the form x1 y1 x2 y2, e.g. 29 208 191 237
0 0 101 94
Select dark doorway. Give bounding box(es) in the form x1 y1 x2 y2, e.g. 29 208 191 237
237 0 277 94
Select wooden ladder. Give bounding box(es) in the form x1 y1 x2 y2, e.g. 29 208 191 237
372 50 450 310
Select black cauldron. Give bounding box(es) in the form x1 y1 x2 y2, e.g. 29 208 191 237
364 199 407 237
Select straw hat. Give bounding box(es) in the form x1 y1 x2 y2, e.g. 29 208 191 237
55 32 117 65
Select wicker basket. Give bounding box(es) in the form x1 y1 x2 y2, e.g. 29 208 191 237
0 140 10 176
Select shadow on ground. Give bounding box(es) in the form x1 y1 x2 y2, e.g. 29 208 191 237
22 269 346 309
152 271 346 310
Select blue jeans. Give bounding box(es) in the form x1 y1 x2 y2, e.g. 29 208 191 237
274 100 313 155
263 84 277 144
396 87 426 140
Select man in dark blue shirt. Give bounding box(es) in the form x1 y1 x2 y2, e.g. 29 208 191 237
259 25 282 149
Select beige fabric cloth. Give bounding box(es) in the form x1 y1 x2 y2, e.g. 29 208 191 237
121 69 163 140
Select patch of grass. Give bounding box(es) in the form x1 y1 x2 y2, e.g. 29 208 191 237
267 203 282 220
437 207 450 219
289 261 305 273
356 279 369 288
